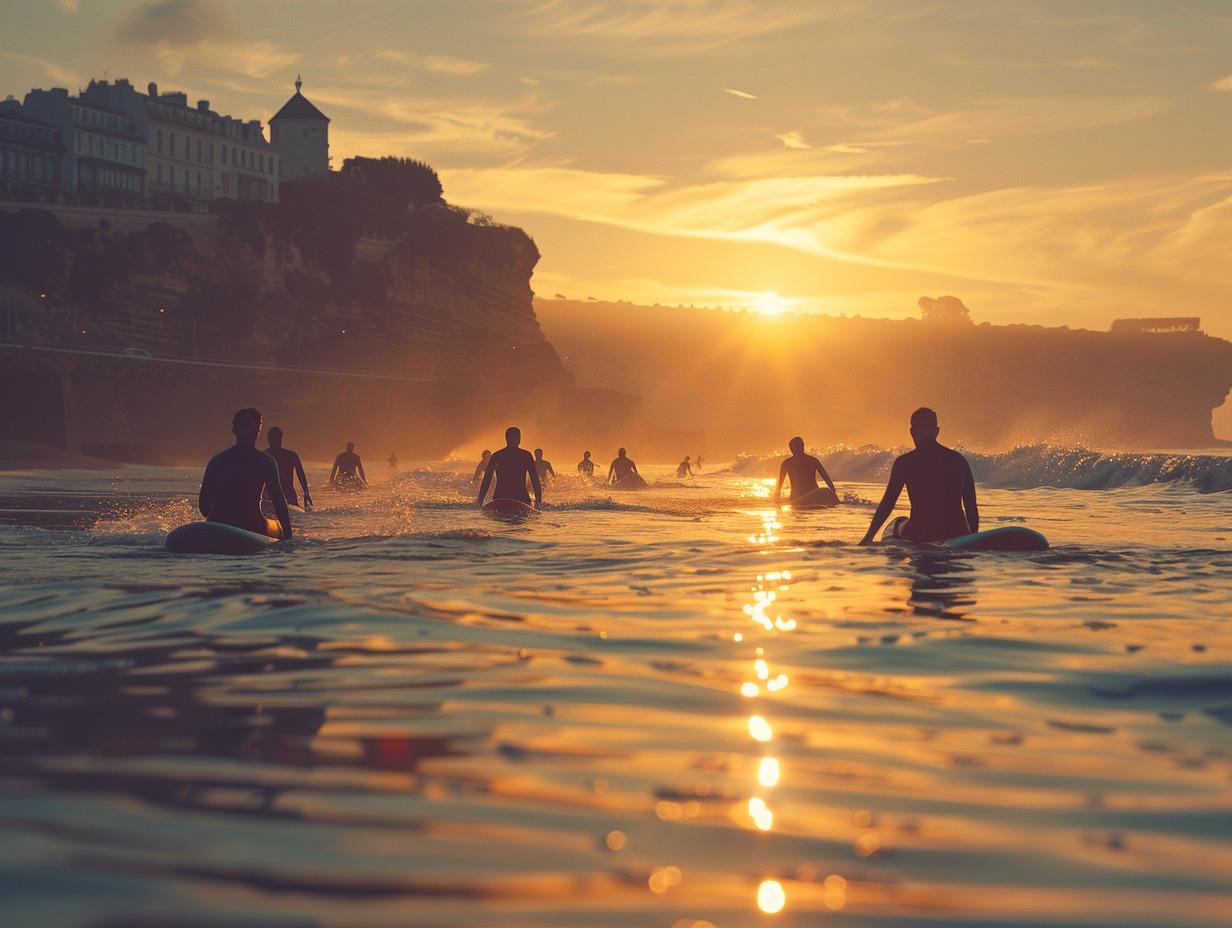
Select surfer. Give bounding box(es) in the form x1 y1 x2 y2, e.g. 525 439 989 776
533 448 556 483
676 456 693 478
263 426 312 510
329 442 368 490
477 427 542 508
607 448 639 485
473 450 492 486
387 451 399 472
577 451 595 478
774 437 837 508
859 407 979 545
199 407 292 539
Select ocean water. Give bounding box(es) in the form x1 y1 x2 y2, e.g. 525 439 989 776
2 447 1232 928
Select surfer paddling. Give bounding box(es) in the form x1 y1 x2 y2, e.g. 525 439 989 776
264 426 312 510
477 427 542 509
775 437 837 508
859 407 979 545
199 407 292 539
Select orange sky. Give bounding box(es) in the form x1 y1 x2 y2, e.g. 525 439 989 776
5 1 1232 351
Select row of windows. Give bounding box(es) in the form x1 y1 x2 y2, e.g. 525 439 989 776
0 121 58 146
80 163 142 194
76 133 144 167
0 147 58 183
152 129 275 175
71 105 136 137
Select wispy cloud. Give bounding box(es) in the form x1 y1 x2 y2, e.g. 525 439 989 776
0 52 79 87
1212 74 1232 92
374 50 494 77
722 88 758 100
776 132 810 150
511 0 855 54
117 0 238 47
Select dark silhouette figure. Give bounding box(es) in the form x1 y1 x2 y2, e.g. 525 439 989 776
477 427 542 507
676 456 693 478
577 451 595 478
387 452 399 472
199 407 292 539
473 450 492 486
533 448 556 483
329 442 368 489
860 407 979 545
607 447 639 484
264 426 312 510
775 437 837 508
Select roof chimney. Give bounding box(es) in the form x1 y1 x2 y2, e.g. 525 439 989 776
148 82 157 97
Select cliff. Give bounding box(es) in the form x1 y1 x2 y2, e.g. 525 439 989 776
535 299 1232 454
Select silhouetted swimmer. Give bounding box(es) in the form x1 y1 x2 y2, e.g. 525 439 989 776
859 407 979 545
477 427 542 507
473 450 492 486
329 442 368 490
577 450 595 478
264 426 312 511
775 437 837 508
199 407 291 539
607 447 639 484
533 448 556 483
676 456 693 478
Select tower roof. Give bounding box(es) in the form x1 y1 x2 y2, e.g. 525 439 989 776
271 77 329 123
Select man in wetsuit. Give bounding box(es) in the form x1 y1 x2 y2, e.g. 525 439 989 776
477 427 542 508
676 456 693 478
199 407 292 539
859 407 978 545
473 450 492 486
607 447 639 485
577 451 595 478
774 436 837 507
329 442 368 489
264 426 312 510
533 448 556 483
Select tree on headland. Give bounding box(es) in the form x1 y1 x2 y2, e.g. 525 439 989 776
919 295 972 324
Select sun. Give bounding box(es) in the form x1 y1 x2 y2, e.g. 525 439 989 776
752 292 788 316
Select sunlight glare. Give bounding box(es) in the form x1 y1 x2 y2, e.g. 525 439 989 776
753 292 788 316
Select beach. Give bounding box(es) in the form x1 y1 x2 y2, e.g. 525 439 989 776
2 451 1232 927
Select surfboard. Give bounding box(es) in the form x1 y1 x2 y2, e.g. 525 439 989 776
611 473 649 491
881 516 1048 551
785 487 840 509
165 521 280 555
481 498 539 519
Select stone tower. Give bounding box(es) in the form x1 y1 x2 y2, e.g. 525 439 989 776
269 75 330 181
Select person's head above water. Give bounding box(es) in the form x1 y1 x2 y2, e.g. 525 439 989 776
346 442 355 453
481 449 491 459
909 407 940 446
617 447 626 457
582 451 591 459
505 427 521 447
267 426 283 447
788 436 805 455
232 407 262 441
534 448 543 458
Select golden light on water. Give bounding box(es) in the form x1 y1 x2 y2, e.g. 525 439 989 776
741 682 760 697
758 757 780 787
648 865 683 893
823 874 848 911
757 879 787 913
747 796 773 830
748 715 773 741
605 830 626 850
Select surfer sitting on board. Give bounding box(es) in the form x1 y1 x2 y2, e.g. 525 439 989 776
477 427 542 509
607 448 639 485
199 407 292 539
577 451 595 478
859 407 979 545
473 450 492 486
775 437 837 508
329 442 368 490
264 426 312 510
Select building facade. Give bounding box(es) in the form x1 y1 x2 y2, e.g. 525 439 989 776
0 96 62 202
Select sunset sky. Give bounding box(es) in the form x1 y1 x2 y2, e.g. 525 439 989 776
4 1 1232 338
